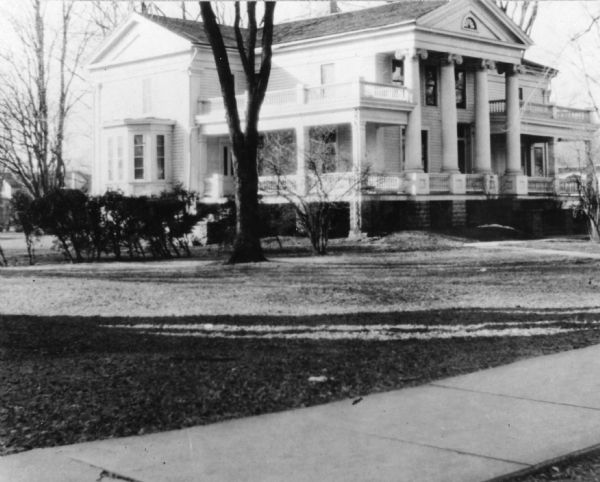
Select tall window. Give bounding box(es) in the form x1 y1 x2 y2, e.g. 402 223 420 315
107 137 114 181
425 66 437 106
223 145 233 176
392 58 404 84
421 130 429 172
134 134 144 180
455 69 466 108
116 136 124 181
156 135 165 180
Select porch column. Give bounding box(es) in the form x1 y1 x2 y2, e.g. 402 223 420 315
195 133 208 195
295 125 307 195
350 113 366 236
403 48 427 172
474 60 494 173
505 64 522 174
351 115 367 172
440 54 462 173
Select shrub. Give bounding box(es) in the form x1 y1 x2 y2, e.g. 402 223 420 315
12 188 201 263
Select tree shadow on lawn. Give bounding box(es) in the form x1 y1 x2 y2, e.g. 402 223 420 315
2 308 600 456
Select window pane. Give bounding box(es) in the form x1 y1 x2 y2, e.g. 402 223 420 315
392 59 404 84
134 134 144 180
117 137 124 180
156 135 165 180
425 66 437 106
107 138 114 181
455 70 466 108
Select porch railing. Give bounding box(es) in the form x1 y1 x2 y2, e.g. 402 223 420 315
365 173 404 193
558 177 580 195
465 174 485 193
489 99 592 123
528 176 554 194
199 79 412 115
429 173 451 193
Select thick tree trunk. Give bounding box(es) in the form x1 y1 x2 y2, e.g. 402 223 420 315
200 1 274 264
228 132 265 263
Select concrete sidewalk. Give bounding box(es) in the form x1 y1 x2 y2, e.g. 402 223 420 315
4 345 600 482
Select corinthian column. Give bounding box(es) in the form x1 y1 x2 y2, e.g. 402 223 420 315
440 54 462 173
505 63 522 174
474 59 494 173
403 48 427 172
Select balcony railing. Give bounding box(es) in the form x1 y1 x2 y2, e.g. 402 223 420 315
489 99 593 123
198 80 412 116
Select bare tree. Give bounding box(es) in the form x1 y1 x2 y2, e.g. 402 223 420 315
259 127 368 255
0 0 92 200
496 1 538 36
200 1 276 263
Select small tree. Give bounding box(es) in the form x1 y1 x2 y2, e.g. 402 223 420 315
573 145 600 242
258 127 368 255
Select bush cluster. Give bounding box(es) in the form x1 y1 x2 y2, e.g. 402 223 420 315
12 187 201 262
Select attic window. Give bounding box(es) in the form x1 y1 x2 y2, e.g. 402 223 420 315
462 16 477 31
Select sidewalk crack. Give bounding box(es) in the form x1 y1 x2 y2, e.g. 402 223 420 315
430 382 600 412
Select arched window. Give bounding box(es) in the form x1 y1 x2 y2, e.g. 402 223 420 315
462 16 477 31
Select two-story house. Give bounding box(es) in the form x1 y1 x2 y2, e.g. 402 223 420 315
88 0 597 235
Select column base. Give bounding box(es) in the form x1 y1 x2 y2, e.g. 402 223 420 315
403 172 430 195
501 173 528 195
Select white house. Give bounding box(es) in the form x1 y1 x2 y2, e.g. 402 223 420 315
88 0 597 234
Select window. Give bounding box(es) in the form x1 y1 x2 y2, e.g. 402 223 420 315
462 16 477 31
116 136 124 181
156 135 165 180
223 145 233 176
425 66 438 106
134 134 144 180
421 130 429 172
457 124 471 173
392 58 404 84
519 87 524 101
455 69 466 108
107 137 114 181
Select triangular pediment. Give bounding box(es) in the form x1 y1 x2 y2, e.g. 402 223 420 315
417 0 532 46
89 14 192 68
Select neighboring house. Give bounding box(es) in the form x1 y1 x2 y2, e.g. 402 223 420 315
87 0 597 234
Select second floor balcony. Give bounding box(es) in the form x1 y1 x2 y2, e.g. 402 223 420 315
489 99 594 124
196 79 414 123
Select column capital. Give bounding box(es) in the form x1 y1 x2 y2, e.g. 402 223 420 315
442 54 463 66
395 48 428 60
478 59 496 71
500 63 524 75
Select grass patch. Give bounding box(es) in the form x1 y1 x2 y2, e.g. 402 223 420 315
3 311 600 455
